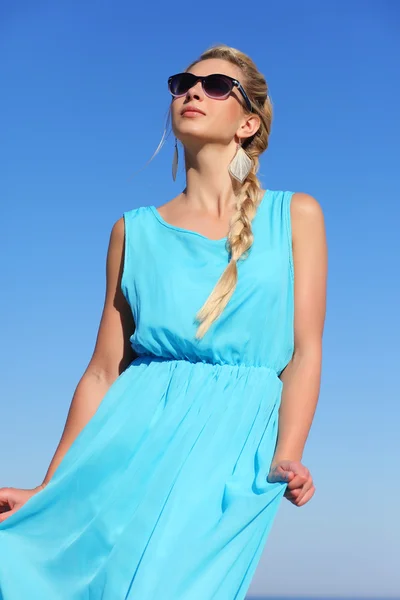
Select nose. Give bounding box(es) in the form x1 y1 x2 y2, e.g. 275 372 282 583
185 81 204 103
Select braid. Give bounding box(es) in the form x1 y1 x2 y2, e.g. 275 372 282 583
195 166 263 339
184 44 272 339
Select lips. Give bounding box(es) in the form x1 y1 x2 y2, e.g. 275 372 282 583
181 106 205 116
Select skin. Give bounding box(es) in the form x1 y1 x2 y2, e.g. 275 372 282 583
159 58 327 507
156 58 262 238
0 58 327 521
269 190 327 506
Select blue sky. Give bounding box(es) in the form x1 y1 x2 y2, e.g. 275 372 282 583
1 1 399 598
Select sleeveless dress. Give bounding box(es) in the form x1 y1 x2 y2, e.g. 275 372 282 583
0 188 294 600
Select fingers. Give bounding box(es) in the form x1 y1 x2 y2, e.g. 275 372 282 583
0 488 13 513
268 461 316 508
284 480 315 506
0 488 11 500
267 467 295 484
296 486 316 507
0 507 18 523
286 474 309 490
269 460 316 507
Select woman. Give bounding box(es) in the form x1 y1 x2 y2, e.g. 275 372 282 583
0 44 327 599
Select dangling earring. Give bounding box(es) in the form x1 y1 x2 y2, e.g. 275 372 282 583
172 137 179 181
228 139 253 183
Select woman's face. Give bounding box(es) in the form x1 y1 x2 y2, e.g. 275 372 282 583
170 58 256 149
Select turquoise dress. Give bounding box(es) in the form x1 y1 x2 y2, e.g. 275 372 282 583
0 189 294 600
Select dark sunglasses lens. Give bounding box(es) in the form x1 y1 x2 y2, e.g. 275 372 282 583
204 75 232 98
169 73 196 96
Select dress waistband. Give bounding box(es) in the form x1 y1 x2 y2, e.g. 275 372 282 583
131 354 279 376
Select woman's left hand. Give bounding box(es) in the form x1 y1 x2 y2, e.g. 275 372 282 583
267 459 315 507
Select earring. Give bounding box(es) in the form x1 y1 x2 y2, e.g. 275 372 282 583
172 137 179 181
228 140 253 183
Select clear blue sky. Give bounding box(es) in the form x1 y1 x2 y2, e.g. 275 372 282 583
1 1 398 598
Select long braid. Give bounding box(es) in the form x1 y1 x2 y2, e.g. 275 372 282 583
195 168 263 339
184 45 273 339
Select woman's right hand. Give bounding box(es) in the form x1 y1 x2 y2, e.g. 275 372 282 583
0 483 47 523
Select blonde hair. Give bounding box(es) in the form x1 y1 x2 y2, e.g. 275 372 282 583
184 44 273 339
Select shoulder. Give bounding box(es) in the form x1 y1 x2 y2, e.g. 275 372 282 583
288 192 327 261
290 192 325 237
109 208 142 246
109 206 153 253
107 210 144 267
114 207 148 235
104 217 125 257
290 191 324 219
121 206 148 220
113 215 125 235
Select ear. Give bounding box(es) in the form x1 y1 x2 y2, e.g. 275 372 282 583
236 113 261 141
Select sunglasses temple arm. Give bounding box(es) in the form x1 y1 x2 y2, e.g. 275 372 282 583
236 83 252 112
126 106 173 182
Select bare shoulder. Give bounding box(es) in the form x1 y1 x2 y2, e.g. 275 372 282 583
104 216 126 269
291 191 324 219
103 216 127 258
111 215 125 240
290 192 326 240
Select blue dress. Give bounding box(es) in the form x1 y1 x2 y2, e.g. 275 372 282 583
0 188 294 599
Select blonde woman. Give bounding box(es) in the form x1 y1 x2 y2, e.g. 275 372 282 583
0 44 327 599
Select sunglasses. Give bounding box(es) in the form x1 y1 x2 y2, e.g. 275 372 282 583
168 72 253 113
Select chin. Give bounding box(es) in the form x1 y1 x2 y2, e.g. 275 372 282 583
177 119 225 136
176 126 214 144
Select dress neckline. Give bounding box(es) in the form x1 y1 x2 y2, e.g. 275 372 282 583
148 189 269 244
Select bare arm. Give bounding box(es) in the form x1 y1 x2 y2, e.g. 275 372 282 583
272 192 328 466
41 216 136 487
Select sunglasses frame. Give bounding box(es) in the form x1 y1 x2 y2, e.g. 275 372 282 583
168 72 253 113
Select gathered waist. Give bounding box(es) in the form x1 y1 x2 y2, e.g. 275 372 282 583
130 354 279 377
119 353 284 414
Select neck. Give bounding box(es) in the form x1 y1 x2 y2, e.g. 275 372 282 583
182 141 238 216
